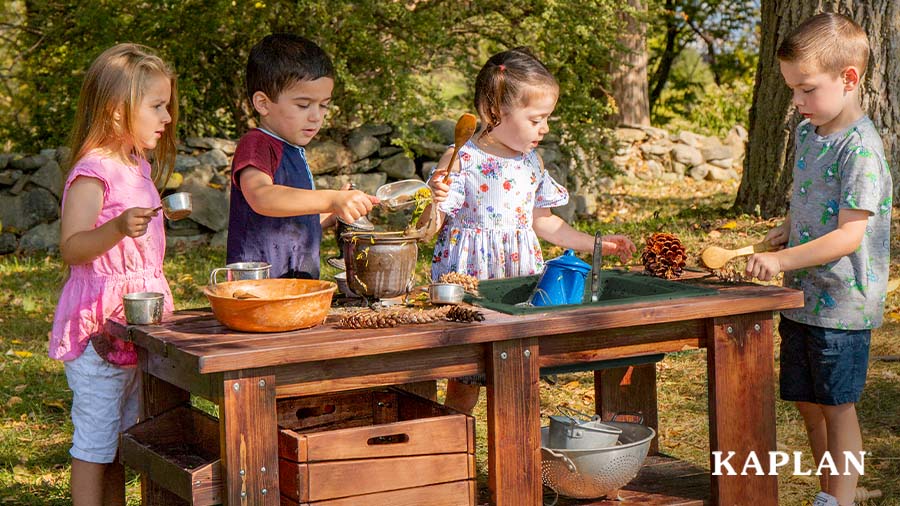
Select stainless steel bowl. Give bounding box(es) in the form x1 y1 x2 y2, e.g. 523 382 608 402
429 283 464 305
123 292 164 325
333 271 359 298
161 192 192 221
209 262 271 285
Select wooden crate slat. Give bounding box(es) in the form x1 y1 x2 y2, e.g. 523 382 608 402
279 480 474 506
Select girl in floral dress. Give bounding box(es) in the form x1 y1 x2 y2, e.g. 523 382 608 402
424 47 636 413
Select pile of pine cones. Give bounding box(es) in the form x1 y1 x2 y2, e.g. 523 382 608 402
338 305 485 329
641 232 687 279
437 272 479 295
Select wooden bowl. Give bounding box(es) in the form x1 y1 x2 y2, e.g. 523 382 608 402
203 278 336 332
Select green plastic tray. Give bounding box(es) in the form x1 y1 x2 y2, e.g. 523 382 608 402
465 270 717 315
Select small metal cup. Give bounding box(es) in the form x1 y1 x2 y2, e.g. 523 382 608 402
123 292 164 325
209 262 271 285
428 283 465 305
161 192 192 221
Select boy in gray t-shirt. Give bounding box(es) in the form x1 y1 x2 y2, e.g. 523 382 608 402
745 13 892 506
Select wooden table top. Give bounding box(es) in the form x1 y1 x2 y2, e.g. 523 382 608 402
109 279 803 374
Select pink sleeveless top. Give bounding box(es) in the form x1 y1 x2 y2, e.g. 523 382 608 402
50 152 173 365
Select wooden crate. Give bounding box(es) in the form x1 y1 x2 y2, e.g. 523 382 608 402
119 405 222 505
277 388 476 505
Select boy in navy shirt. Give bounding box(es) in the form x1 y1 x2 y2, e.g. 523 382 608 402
228 34 376 278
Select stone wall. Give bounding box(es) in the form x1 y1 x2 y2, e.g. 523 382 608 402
0 121 745 254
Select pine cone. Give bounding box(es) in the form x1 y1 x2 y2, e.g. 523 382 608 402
339 306 451 329
446 306 485 323
641 232 687 279
437 272 480 295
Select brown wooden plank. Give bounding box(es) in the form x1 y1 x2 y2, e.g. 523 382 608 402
706 312 777 506
266 344 484 398
280 453 472 502
280 480 474 506
487 338 541 506
276 390 376 433
221 373 280 505
143 346 218 400
597 363 660 455
126 286 801 374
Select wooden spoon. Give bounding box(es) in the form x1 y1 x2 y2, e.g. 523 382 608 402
701 240 774 269
442 113 478 185
232 289 261 300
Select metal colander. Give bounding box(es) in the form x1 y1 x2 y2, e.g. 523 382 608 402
540 421 655 501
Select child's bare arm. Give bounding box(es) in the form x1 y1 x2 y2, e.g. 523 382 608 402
60 176 160 265
418 148 456 236
532 208 636 261
746 209 868 281
240 168 376 223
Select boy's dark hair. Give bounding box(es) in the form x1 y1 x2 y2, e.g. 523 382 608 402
777 12 869 76
474 47 558 135
246 33 334 102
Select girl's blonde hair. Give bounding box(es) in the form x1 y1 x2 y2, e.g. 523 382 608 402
66 43 178 187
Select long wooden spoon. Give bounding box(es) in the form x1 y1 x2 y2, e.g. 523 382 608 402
442 113 478 185
701 240 774 269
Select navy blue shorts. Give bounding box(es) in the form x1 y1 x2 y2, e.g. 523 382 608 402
778 316 871 406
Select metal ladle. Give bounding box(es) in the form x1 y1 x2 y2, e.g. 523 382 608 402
339 179 431 230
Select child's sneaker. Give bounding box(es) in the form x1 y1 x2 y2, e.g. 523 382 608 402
813 492 839 506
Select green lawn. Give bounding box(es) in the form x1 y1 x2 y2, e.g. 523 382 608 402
1 176 897 505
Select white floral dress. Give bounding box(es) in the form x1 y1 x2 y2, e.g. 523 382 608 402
431 140 569 281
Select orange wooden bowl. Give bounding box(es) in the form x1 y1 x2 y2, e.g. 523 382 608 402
203 278 336 332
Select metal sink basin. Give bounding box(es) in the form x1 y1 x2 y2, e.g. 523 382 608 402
466 270 717 315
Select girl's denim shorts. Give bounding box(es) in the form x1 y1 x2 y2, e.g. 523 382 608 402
778 316 871 406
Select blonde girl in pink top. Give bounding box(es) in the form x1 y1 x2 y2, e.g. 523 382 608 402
50 43 178 506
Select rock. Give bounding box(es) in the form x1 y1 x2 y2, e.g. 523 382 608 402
689 164 710 181
347 131 380 161
315 172 387 196
378 146 403 157
197 148 230 169
40 148 57 161
701 144 733 162
185 137 237 154
552 200 576 223
705 166 734 181
675 130 704 148
420 161 438 181
210 173 230 188
0 154 10 170
573 192 598 217
210 230 228 249
615 127 647 143
10 154 48 172
174 154 200 173
672 162 687 177
637 125 669 140
179 165 215 188
55 146 72 166
640 140 673 156
0 169 23 186
708 157 733 169
0 233 17 254
660 172 680 183
179 180 229 232
726 169 740 180
349 158 382 173
543 133 561 144
428 119 456 145
415 141 448 159
671 144 704 166
29 160 64 197
166 220 203 236
536 146 562 164
305 140 353 174
19 220 60 252
0 188 59 232
355 124 393 138
380 153 416 180
728 124 748 143
10 174 29 195
544 161 567 187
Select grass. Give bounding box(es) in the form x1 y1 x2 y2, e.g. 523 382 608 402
0 176 897 505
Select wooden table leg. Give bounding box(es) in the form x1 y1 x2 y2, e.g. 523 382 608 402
486 338 541 506
707 312 778 505
596 363 660 455
138 348 192 506
220 373 279 505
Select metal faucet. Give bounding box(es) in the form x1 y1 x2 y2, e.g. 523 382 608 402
590 231 603 302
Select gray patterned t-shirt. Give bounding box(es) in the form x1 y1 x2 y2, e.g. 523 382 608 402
782 116 892 330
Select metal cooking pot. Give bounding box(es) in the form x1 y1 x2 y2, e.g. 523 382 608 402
342 231 418 299
548 407 622 450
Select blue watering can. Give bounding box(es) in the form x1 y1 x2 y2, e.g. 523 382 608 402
530 250 591 306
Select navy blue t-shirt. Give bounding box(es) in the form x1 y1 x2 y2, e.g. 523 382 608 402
227 129 322 279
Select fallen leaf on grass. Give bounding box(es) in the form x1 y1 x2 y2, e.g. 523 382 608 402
13 384 26 393
720 220 737 230
12 350 32 358
7 396 22 407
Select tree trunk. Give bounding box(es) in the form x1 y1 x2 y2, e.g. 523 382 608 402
734 0 900 217
610 0 650 126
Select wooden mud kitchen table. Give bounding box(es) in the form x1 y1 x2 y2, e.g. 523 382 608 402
109 280 802 506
